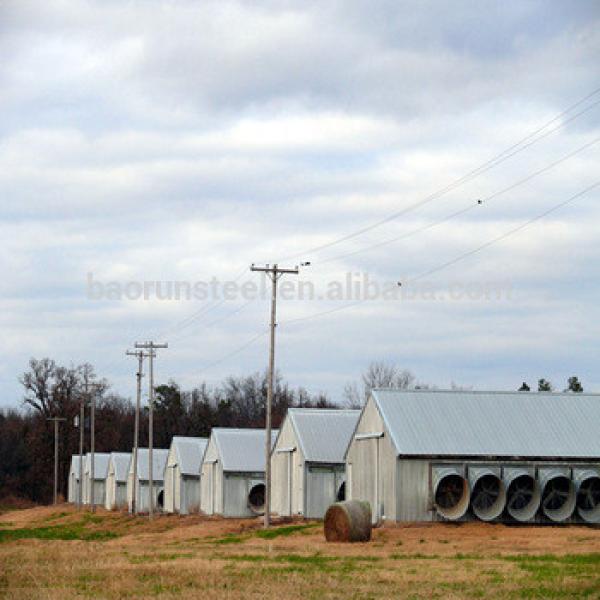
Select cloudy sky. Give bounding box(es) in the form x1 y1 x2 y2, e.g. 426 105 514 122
1 0 600 408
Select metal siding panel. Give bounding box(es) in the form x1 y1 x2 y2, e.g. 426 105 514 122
306 468 336 519
271 417 297 516
223 474 254 518
396 459 432 522
182 476 200 514
174 465 181 511
346 398 385 523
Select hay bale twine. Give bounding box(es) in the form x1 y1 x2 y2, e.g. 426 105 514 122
324 500 372 543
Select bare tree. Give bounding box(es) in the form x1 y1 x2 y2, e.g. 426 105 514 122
343 361 416 408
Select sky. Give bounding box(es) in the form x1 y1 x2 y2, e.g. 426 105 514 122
1 0 600 408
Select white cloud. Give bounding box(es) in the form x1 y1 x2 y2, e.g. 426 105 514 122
1 0 599 407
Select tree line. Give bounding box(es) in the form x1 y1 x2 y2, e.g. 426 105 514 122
0 358 587 505
0 358 333 504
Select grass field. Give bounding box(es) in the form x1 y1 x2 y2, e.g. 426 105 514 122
0 505 599 599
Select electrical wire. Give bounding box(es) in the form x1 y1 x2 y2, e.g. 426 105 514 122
317 134 600 265
279 180 600 326
170 297 257 344
276 89 600 262
194 329 268 376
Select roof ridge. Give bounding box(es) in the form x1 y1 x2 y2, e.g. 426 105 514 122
373 388 600 396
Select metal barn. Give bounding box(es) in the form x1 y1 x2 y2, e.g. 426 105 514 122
126 448 169 513
271 408 360 519
346 389 600 524
68 455 84 503
164 436 208 515
104 452 131 510
83 453 110 506
200 428 278 518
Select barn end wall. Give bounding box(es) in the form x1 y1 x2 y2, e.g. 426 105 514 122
346 397 397 523
200 438 223 515
271 416 305 517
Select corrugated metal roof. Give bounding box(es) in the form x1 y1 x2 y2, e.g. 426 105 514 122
85 453 111 480
212 428 278 472
288 408 360 463
109 452 131 482
171 436 208 476
134 448 169 481
372 389 600 459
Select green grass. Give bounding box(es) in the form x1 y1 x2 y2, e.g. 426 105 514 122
212 523 319 545
129 552 195 564
254 523 319 539
222 551 382 576
212 533 245 545
0 519 118 543
389 552 440 560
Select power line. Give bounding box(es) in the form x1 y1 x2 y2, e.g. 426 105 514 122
195 330 268 376
317 134 600 265
161 107 600 345
279 181 600 327
410 180 600 283
170 297 256 344
96 87 600 367
276 89 600 262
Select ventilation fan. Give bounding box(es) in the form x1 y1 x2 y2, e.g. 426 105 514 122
435 474 465 509
542 477 571 511
577 477 600 511
472 475 501 511
507 475 536 511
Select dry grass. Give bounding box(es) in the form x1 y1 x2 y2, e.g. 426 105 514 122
1 505 599 599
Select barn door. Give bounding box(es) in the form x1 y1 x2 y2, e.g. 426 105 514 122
306 467 336 519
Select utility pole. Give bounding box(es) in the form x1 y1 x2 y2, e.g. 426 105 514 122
126 349 148 515
134 341 167 519
77 397 84 510
84 381 102 513
47 417 66 505
250 263 305 528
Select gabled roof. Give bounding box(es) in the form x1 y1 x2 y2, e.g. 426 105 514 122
211 428 278 472
371 389 600 459
109 452 131 482
69 455 84 476
286 408 360 463
170 436 208 476
84 453 111 480
132 448 169 481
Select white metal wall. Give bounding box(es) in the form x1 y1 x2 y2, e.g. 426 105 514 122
304 465 346 519
346 397 398 523
223 472 265 518
181 476 201 515
105 470 116 510
68 473 80 503
271 417 303 517
200 438 223 515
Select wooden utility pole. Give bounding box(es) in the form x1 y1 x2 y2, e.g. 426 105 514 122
250 263 302 528
47 417 66 505
78 398 84 510
134 341 167 519
126 349 148 515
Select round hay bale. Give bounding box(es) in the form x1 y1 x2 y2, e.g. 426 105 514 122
324 500 372 543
